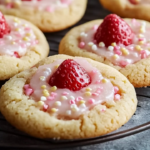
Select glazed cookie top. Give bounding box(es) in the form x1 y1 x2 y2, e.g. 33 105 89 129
0 12 38 58
79 14 150 67
0 0 73 12
23 58 121 119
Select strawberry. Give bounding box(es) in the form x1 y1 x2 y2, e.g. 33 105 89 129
0 12 11 38
94 14 134 47
129 0 139 4
49 59 91 91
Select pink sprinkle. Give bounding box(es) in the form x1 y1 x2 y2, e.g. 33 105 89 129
120 61 128 67
114 94 121 101
0 41 4 45
25 27 31 31
92 93 99 96
141 51 147 59
47 96 54 101
114 50 122 55
97 86 103 90
15 39 21 43
144 43 150 47
139 38 145 41
95 80 101 84
62 92 69 96
88 98 95 104
128 46 134 51
61 0 71 4
96 90 101 94
70 100 75 104
101 108 106 112
43 104 49 111
20 43 26 48
45 6 54 12
76 96 83 102
24 84 30 90
51 92 57 97
25 88 33 96
79 42 85 49
92 25 98 31
140 50 146 54
131 19 137 25
114 46 120 50
31 40 39 45
114 86 119 94
15 33 22 38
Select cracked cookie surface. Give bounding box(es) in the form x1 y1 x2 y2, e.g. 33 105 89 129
0 54 137 139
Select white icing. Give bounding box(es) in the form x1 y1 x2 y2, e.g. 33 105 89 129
29 59 115 119
79 20 150 67
0 17 37 57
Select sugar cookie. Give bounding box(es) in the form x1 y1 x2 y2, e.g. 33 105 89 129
59 14 150 87
0 54 137 139
0 0 87 32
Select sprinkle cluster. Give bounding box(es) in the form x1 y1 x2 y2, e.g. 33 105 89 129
0 0 73 12
24 59 121 119
79 20 150 67
0 17 38 57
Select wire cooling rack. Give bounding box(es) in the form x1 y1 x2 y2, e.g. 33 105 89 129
0 0 150 149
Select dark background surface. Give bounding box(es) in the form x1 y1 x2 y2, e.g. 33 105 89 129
0 0 150 150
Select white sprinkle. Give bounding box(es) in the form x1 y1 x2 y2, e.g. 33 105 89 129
66 110 71 115
26 43 31 46
70 96 75 100
5 36 12 40
133 53 139 57
13 23 18 27
56 1 61 5
61 96 68 100
71 104 79 112
92 44 97 51
80 32 87 37
108 46 114 51
40 96 47 101
71 104 77 109
88 42 94 47
45 68 51 73
55 101 61 106
43 71 50 77
142 21 146 27
80 103 86 108
99 42 105 47
40 76 46 81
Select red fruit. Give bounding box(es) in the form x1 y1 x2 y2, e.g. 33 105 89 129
14 52 20 58
94 14 134 47
49 59 91 91
0 12 11 38
129 0 139 4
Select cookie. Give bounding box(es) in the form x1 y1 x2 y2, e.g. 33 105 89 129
0 54 137 139
100 0 150 22
59 14 150 87
0 0 87 32
0 12 49 80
